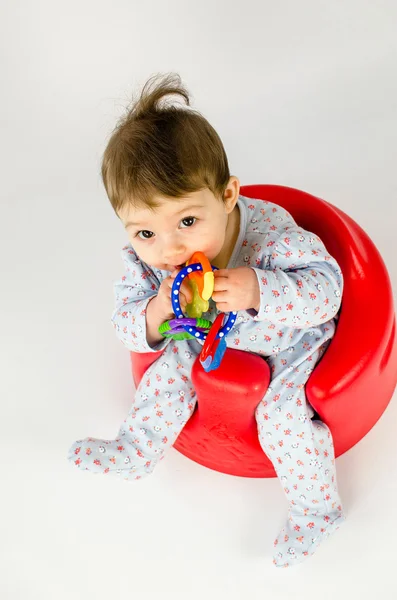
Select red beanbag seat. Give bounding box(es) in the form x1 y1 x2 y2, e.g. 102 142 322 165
129 185 397 477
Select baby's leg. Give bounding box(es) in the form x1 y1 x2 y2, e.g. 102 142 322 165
67 339 200 482
255 322 345 567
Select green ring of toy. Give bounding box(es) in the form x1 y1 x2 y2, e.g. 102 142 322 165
159 317 213 340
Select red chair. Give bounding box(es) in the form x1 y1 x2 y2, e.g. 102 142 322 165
129 185 397 477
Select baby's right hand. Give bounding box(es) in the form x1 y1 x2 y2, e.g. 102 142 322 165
154 268 194 320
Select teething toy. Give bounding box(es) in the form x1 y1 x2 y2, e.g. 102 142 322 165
159 251 238 372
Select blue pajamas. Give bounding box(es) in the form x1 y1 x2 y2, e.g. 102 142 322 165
68 195 346 567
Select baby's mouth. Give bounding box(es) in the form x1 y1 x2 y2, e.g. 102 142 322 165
165 263 185 271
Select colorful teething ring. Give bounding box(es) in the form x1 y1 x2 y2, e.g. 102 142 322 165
171 262 237 341
158 252 238 371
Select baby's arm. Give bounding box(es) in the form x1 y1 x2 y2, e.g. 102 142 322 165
247 218 344 329
111 245 171 353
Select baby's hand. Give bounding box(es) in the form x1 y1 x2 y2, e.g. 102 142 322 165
154 268 194 320
212 267 260 312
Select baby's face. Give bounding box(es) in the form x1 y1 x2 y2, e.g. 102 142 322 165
118 187 236 271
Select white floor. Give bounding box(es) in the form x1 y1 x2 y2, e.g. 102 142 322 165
2 1 397 599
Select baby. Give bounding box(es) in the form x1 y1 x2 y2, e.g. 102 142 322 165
68 73 345 568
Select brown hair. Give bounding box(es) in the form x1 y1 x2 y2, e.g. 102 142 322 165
101 72 231 215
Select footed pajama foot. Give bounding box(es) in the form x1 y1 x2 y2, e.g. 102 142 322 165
273 510 346 568
67 436 154 481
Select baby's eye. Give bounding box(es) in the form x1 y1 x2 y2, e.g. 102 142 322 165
180 216 196 228
136 230 154 240
135 217 196 240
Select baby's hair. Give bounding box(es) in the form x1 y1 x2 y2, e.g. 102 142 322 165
101 72 231 215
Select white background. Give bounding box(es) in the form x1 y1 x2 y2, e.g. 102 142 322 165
1 1 397 599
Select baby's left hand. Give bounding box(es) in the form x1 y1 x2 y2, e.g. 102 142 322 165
212 267 260 313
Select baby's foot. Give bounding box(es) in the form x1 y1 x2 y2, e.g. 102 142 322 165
273 510 346 568
67 436 146 479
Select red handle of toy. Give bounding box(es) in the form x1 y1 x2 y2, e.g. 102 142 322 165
199 313 225 363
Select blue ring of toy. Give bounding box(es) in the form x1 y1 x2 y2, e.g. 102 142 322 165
171 262 237 341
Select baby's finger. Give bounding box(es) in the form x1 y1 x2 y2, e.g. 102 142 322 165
166 272 193 303
172 265 185 277
166 272 180 291
179 291 188 307
181 283 193 304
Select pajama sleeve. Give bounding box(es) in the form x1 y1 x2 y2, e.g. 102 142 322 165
111 245 172 353
246 220 344 329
